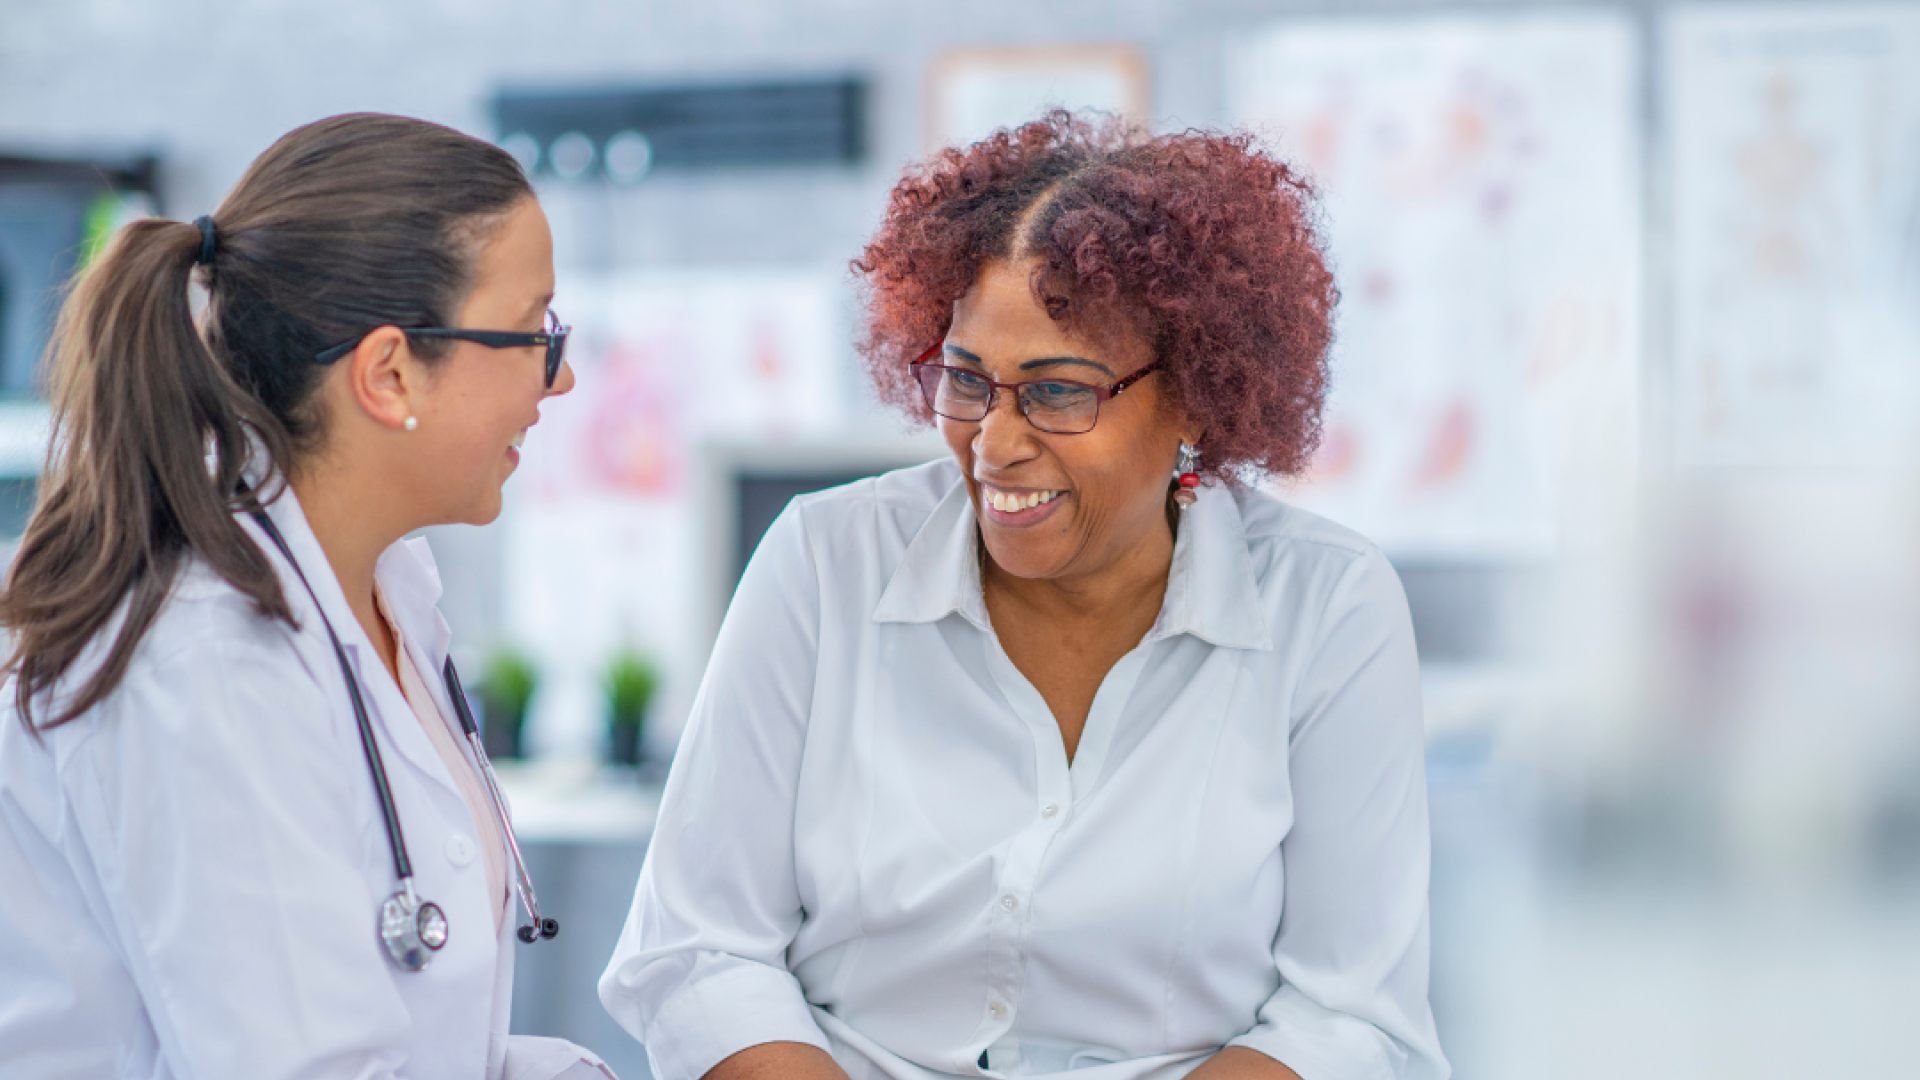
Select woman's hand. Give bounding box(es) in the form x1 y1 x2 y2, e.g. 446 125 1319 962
703 1042 851 1080
1186 1046 1303 1080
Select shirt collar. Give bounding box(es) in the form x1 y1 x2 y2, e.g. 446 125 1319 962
1150 482 1273 651
873 474 1273 652
873 477 992 632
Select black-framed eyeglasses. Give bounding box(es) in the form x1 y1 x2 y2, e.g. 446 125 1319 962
314 309 570 388
909 343 1162 435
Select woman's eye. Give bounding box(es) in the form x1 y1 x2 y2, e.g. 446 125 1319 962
1028 383 1090 407
949 370 990 393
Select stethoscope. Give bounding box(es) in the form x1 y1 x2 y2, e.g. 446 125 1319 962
249 508 559 971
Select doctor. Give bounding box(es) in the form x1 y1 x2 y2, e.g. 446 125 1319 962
0 114 608 1079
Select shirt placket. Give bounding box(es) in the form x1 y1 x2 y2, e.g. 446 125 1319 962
970 631 1155 1074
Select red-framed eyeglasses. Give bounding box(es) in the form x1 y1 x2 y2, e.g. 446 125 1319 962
909 343 1162 435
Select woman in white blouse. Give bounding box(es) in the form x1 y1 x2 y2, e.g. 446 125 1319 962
0 115 607 1079
600 112 1449 1080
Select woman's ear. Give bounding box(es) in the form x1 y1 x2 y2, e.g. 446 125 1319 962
345 327 423 432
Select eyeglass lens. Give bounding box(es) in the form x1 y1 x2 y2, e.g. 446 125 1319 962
913 365 1103 434
542 312 567 388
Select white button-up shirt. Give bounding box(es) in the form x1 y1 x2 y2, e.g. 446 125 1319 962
0 484 603 1080
600 460 1447 1080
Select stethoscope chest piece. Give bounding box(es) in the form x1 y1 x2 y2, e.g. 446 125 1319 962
381 885 448 971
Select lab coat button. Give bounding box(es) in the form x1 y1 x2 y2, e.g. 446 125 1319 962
446 833 476 867
1000 894 1019 913
987 1000 1008 1020
1040 803 1059 818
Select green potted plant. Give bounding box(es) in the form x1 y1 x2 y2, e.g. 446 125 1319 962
604 648 659 767
479 647 538 760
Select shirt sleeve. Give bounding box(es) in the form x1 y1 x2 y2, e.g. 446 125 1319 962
1227 547 1450 1080
60 611 417 1080
599 503 833 1080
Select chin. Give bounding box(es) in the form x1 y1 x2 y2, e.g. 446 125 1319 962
449 488 505 527
980 535 1068 581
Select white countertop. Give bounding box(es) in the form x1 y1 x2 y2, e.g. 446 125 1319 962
494 758 663 844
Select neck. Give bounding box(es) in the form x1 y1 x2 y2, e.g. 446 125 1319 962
289 461 411 684
983 518 1176 627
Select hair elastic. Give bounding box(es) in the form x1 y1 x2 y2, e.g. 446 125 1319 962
192 216 218 266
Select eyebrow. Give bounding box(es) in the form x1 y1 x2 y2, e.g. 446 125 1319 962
1019 356 1113 377
942 344 1114 378
524 293 554 321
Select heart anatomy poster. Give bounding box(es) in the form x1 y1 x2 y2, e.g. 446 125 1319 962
503 270 845 755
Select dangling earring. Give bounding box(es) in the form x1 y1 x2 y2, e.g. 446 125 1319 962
1173 442 1200 508
403 416 419 432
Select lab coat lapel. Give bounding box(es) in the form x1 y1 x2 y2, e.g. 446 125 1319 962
248 489 461 798
378 538 487 776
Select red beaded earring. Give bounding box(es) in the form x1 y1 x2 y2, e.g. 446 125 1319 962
1173 442 1201 508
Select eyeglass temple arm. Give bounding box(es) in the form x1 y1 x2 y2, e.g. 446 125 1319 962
1105 360 1164 396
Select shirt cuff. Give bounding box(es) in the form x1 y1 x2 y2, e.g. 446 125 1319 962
1225 985 1412 1080
641 962 833 1080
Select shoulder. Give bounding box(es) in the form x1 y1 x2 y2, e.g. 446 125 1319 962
723 458 961 621
140 559 298 668
1229 485 1408 624
774 458 957 565
1233 484 1379 572
32 557 321 746
788 458 958 535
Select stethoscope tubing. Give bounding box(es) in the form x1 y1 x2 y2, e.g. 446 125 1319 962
246 505 554 952
442 657 553 940
251 510 416 885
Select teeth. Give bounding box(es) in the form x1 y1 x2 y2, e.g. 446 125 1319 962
512 431 526 449
986 488 1060 513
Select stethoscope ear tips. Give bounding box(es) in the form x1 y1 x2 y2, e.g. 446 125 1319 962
517 918 561 943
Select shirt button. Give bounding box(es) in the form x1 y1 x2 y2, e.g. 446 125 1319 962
1040 803 1059 818
987 1000 1008 1020
446 833 476 867
1000 894 1019 913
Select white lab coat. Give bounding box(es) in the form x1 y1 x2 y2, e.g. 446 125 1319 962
0 482 605 1079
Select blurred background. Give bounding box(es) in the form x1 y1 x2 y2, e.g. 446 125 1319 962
4 1 1919 1077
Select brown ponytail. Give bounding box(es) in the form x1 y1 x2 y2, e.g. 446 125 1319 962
1 113 532 729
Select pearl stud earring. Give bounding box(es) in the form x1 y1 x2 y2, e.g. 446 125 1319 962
403 416 419 432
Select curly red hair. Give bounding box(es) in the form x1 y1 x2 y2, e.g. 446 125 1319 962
851 110 1336 480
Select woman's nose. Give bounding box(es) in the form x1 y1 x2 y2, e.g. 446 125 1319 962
972 388 1037 467
547 359 577 397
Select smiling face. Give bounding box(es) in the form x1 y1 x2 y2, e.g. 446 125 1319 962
940 258 1193 585
408 196 573 525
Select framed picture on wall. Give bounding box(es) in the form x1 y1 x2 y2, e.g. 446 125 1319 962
926 44 1150 152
